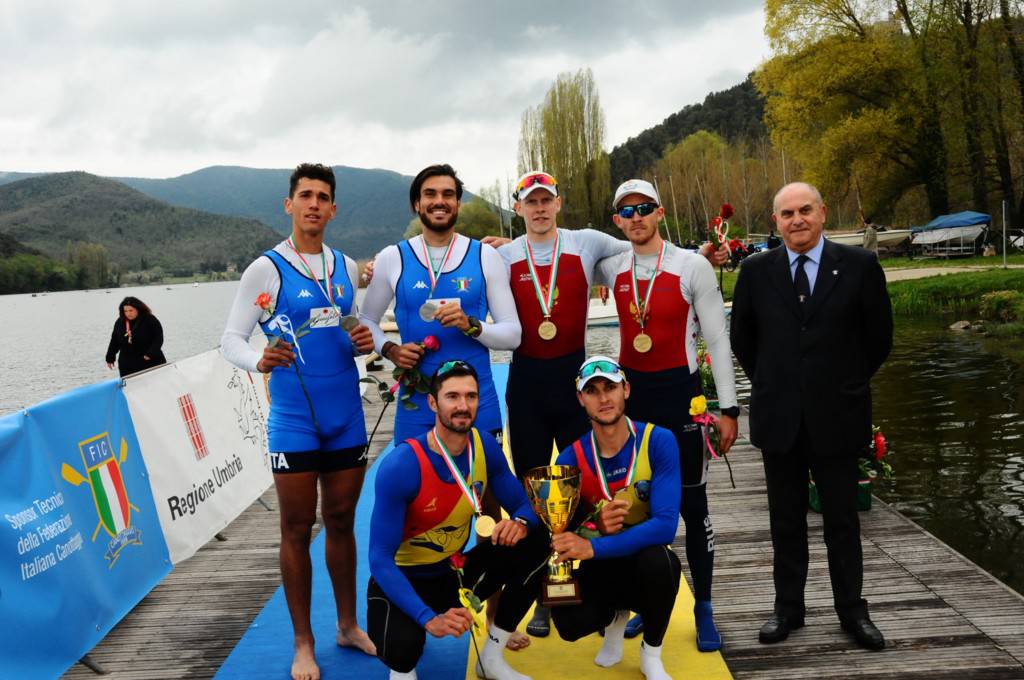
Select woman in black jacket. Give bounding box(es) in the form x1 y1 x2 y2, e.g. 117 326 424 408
105 296 167 377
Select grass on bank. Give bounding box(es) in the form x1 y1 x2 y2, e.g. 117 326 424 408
887 269 1024 316
881 253 1024 270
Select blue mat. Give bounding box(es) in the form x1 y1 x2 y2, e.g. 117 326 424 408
216 364 511 679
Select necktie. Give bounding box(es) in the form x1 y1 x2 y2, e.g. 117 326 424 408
795 255 811 304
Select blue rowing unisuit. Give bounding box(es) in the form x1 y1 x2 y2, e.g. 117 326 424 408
259 249 366 453
393 238 501 439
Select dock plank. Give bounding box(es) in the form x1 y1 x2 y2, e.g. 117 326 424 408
62 400 1024 679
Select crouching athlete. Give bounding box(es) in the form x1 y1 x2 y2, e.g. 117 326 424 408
367 360 549 680
550 356 682 680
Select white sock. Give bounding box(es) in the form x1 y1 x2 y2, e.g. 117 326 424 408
477 626 531 680
640 641 672 680
389 670 417 680
595 610 629 667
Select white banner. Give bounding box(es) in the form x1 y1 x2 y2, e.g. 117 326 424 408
122 349 273 564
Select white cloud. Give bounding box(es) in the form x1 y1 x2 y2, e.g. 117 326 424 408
0 1 769 191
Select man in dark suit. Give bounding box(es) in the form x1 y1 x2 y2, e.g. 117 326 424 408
730 182 893 651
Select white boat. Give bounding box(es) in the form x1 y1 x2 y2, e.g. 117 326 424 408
826 229 913 248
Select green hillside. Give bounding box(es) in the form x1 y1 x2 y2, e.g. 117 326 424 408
609 76 766 183
0 172 280 274
116 165 451 259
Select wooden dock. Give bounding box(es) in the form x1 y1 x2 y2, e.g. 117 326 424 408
63 398 1024 679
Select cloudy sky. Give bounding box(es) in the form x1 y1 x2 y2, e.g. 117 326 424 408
1 1 769 191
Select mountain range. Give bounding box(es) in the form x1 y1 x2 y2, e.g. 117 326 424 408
0 172 281 274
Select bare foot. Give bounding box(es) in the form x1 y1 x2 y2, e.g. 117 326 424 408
337 625 377 656
506 630 531 651
291 640 320 680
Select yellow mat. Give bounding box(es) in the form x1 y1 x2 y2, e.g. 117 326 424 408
464 431 733 678
462 593 732 679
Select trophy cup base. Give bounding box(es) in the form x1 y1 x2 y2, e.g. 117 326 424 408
542 577 582 607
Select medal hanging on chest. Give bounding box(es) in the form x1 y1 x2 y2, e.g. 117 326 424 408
590 418 639 503
419 236 458 322
287 238 340 314
124 319 133 344
431 428 492 537
524 231 561 340
630 243 666 354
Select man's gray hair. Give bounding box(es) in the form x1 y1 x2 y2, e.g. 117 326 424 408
773 182 824 214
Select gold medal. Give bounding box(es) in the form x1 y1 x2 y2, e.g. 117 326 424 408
475 514 496 538
613 488 633 508
633 333 653 353
538 319 557 340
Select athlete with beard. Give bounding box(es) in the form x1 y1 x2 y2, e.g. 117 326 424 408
360 164 520 442
367 361 548 680
593 179 739 652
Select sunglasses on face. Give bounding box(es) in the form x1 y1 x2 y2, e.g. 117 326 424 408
515 173 557 197
576 360 623 382
616 202 659 219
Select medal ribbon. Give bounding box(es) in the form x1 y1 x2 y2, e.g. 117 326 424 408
420 235 458 297
124 319 132 343
589 417 639 502
286 237 339 313
630 242 667 332
431 428 481 514
523 230 561 319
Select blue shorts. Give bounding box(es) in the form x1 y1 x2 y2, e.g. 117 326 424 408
267 367 367 453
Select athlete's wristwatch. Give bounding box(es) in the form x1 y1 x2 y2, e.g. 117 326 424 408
512 516 530 528
463 316 483 338
720 405 740 418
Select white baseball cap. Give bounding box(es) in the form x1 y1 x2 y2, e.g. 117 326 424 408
576 355 626 392
513 171 559 201
613 179 660 208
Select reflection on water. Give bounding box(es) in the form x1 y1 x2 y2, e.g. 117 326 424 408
871 319 1024 595
4 287 1023 594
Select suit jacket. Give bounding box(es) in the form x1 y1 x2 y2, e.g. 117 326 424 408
730 239 893 456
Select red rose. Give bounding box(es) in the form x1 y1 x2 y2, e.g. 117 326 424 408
704 354 712 365
874 432 887 460
422 335 441 352
720 203 734 220
255 292 273 310
449 552 466 570
709 215 723 229
583 521 597 531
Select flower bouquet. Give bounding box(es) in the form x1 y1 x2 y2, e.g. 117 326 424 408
809 426 893 512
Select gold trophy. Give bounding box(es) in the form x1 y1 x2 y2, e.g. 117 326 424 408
524 465 582 607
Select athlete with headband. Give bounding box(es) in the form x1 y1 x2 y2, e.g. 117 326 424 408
548 356 682 680
367 361 548 680
592 179 739 652
221 163 377 680
360 164 521 442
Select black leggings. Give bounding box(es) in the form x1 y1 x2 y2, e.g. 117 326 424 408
624 366 715 602
506 350 590 479
367 530 550 673
551 545 682 646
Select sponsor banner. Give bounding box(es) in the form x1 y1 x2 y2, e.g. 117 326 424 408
123 349 273 564
0 380 171 679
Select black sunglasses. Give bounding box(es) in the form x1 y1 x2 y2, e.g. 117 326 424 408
616 202 659 219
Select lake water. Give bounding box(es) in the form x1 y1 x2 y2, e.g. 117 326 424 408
3 284 1022 594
